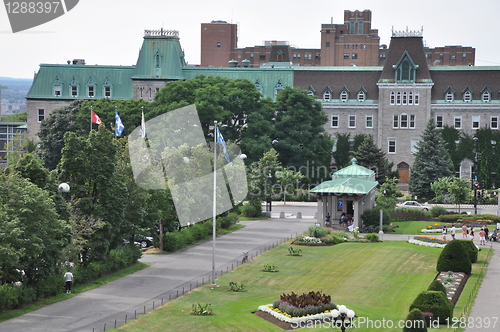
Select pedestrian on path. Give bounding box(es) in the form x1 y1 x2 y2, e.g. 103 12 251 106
462 224 468 238
450 225 456 240
469 228 475 241
479 228 486 245
442 226 447 240
64 270 74 294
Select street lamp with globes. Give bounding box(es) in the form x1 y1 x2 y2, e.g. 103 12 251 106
331 304 355 331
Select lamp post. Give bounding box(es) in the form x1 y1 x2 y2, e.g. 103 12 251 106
473 137 479 215
331 305 355 331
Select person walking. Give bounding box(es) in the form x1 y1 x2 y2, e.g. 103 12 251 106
484 227 489 242
479 228 486 245
64 270 74 294
325 213 331 227
461 224 468 238
450 225 456 240
442 226 447 240
469 228 475 242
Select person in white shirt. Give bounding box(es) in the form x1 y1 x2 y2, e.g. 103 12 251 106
64 270 74 294
450 225 456 240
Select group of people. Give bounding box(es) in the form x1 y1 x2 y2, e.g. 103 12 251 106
440 224 499 245
324 212 353 228
441 224 498 245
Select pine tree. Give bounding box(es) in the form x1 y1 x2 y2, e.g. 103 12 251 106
409 119 454 199
353 135 395 183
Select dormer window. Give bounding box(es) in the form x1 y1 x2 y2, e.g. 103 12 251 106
481 86 491 102
274 79 284 95
357 91 365 102
70 85 78 97
154 51 161 68
103 77 112 98
340 86 349 102
322 86 333 101
463 88 472 102
52 76 62 97
255 79 263 94
393 51 418 83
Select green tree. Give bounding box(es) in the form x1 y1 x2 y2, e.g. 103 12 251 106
333 133 351 170
37 100 83 170
353 135 396 184
375 177 403 209
247 149 281 207
0 173 71 284
409 119 454 200
275 169 304 204
272 87 332 181
57 126 128 265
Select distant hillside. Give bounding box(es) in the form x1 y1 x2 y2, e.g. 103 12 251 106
0 77 32 104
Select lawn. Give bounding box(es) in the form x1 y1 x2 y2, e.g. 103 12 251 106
111 241 490 332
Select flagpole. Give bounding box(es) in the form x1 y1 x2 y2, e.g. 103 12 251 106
212 120 217 286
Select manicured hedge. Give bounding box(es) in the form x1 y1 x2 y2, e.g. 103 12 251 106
436 240 472 275
457 240 479 263
403 308 428 332
410 291 453 324
427 279 447 297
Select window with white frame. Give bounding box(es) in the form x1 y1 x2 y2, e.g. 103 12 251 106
340 90 348 102
357 91 365 102
402 92 407 105
104 85 112 98
53 84 61 97
366 115 373 128
411 139 419 154
482 91 491 102
331 114 339 128
390 91 395 105
408 92 413 105
87 85 95 98
37 109 45 122
348 115 356 128
491 116 499 129
463 91 472 102
70 85 78 97
436 115 443 128
414 92 419 105
388 138 396 153
323 91 331 101
454 115 462 129
409 114 416 128
393 114 399 128
472 115 480 129
446 91 454 102
400 114 408 128
396 91 401 105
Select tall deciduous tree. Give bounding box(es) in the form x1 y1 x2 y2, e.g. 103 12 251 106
410 119 454 199
272 87 332 181
0 173 71 284
333 133 351 170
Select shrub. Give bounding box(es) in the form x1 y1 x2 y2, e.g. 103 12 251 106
190 223 206 241
436 240 472 275
242 202 262 217
180 227 194 245
409 291 453 324
361 208 391 227
308 225 328 238
364 233 380 242
163 232 181 252
430 206 447 218
218 212 239 229
390 210 433 222
403 308 428 332
330 232 348 243
457 240 478 263
427 279 447 297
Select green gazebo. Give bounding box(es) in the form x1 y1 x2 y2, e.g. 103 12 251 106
310 158 378 228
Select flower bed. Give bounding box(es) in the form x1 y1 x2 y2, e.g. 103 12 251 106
257 303 334 324
408 236 449 248
435 271 469 305
421 226 484 233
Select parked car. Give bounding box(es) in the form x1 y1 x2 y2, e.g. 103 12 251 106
396 201 429 211
137 237 153 248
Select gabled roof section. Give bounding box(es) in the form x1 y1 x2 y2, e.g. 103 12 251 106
332 158 375 180
379 35 432 83
132 29 186 80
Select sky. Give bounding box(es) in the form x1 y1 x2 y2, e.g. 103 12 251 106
1 0 500 79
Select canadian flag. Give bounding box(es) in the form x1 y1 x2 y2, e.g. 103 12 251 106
91 110 102 124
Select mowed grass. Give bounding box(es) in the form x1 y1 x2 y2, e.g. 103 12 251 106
111 241 490 332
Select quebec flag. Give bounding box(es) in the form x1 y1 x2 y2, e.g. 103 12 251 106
115 112 124 137
216 127 232 166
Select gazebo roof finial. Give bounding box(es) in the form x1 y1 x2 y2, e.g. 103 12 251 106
351 158 357 165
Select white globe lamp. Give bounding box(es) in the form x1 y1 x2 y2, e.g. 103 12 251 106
58 183 70 193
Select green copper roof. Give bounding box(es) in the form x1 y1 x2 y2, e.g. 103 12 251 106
332 158 375 180
182 67 294 100
132 29 186 80
309 177 378 195
26 64 134 100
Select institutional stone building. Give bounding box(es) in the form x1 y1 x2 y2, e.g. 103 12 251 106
26 10 498 185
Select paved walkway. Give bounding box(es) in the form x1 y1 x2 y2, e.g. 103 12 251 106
0 203 497 332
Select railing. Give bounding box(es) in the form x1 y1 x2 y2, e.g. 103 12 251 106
144 29 179 38
453 242 494 332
